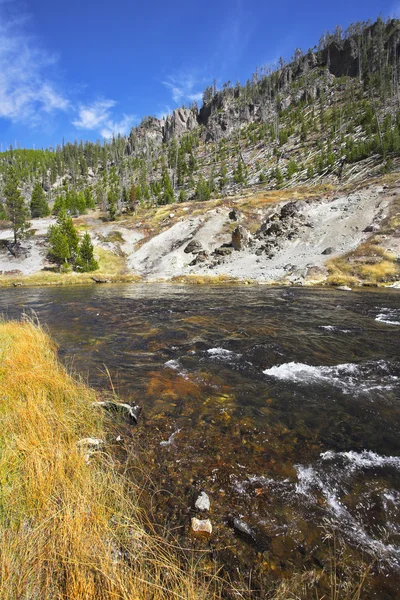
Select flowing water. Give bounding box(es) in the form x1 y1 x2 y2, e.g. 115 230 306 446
1 284 400 596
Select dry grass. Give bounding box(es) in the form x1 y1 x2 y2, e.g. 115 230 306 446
326 241 400 286
0 320 220 600
168 274 249 285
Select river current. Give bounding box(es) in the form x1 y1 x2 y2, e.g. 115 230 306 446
1 284 400 596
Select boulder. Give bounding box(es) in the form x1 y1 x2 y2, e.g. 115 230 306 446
184 240 203 254
363 224 380 233
232 225 251 251
280 201 301 219
229 209 241 221
214 246 233 256
322 247 334 255
189 251 209 265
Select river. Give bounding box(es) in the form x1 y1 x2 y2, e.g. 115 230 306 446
1 284 400 596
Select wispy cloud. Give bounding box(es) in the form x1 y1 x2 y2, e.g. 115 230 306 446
73 99 136 139
216 0 250 74
0 8 69 125
162 70 204 106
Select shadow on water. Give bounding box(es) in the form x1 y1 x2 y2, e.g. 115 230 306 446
1 284 400 596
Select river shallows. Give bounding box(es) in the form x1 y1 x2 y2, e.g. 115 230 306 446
1 284 400 595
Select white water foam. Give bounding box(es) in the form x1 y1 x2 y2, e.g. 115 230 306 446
295 452 400 568
164 359 188 378
321 449 400 471
320 325 352 333
160 429 181 447
207 347 242 358
263 361 398 394
376 308 400 326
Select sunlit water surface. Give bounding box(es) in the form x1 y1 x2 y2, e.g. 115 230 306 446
1 284 400 595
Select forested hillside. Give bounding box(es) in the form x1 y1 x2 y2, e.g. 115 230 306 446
0 16 399 220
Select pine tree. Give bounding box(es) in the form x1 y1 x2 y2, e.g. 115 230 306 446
161 167 174 204
48 226 71 266
4 166 30 244
47 208 79 268
30 181 50 218
76 232 98 272
84 187 95 209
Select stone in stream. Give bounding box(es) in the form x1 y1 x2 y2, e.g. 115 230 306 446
93 401 142 423
195 491 210 512
191 518 212 536
232 517 256 541
321 247 334 255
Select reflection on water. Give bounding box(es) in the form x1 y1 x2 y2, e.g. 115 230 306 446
1 284 400 595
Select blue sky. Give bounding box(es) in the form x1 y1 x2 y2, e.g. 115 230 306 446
0 0 396 150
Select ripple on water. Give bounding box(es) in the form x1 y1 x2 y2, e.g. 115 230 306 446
263 360 399 395
294 450 400 569
375 308 400 325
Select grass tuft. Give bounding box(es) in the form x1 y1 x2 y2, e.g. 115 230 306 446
0 319 219 600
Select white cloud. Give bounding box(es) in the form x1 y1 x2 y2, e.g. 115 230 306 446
73 99 135 138
162 71 204 106
0 9 69 125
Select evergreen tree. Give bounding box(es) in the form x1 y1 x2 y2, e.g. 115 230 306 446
30 181 50 218
4 166 30 244
195 176 211 201
48 208 79 268
48 227 71 266
84 187 95 209
76 232 98 272
161 167 174 204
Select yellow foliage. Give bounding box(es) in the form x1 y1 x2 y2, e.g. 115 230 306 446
0 320 219 600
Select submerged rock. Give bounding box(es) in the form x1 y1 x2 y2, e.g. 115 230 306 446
93 401 142 423
232 517 256 540
191 518 212 536
322 247 334 255
195 491 211 512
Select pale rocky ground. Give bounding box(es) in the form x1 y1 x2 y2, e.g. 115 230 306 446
128 184 397 283
0 183 398 284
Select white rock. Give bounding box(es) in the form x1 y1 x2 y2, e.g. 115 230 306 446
195 491 210 511
77 438 104 448
191 518 212 535
336 286 352 291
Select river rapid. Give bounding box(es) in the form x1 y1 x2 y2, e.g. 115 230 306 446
1 284 400 597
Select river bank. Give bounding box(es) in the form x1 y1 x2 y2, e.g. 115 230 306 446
0 320 219 600
1 175 399 289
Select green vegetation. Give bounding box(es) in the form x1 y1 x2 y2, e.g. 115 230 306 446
30 181 50 218
3 165 31 244
0 17 398 217
48 209 98 272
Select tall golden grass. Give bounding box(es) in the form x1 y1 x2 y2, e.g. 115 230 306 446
0 319 219 600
